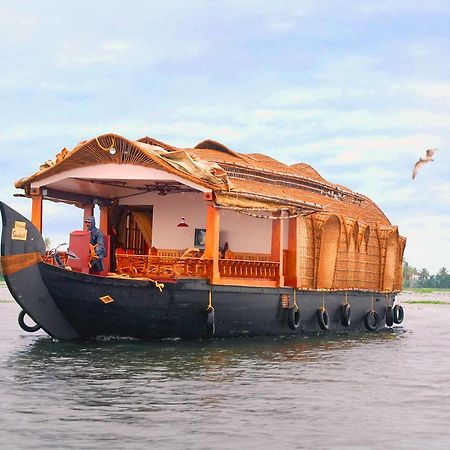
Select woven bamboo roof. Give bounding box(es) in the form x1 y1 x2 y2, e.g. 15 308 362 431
15 134 227 191
16 133 391 225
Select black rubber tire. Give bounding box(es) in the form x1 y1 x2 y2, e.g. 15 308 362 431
364 310 379 331
385 306 394 327
393 304 404 324
341 303 351 327
18 310 41 333
205 308 215 337
287 306 301 330
317 308 329 330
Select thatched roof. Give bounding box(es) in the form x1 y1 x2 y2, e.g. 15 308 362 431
16 133 391 225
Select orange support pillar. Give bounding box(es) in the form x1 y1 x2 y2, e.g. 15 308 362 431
99 206 109 236
83 204 94 225
31 192 43 233
285 217 300 287
204 205 220 283
271 213 284 286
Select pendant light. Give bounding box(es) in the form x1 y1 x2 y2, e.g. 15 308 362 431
177 217 189 227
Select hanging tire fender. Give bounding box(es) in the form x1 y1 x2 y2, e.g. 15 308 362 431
393 304 404 324
18 309 41 333
385 306 394 327
341 303 351 327
317 307 329 330
287 306 301 330
364 310 379 331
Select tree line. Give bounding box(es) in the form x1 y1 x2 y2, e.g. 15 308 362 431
403 261 450 288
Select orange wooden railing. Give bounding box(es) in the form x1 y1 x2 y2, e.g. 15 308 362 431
115 253 279 281
218 259 279 280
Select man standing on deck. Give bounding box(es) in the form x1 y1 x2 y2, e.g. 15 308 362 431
84 216 106 274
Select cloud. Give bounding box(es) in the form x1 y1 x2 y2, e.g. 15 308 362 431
0 5 36 43
401 213 450 273
264 87 347 106
265 19 296 33
58 40 132 66
355 0 450 15
57 38 209 68
1 0 449 274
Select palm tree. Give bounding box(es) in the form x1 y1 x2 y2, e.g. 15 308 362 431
418 268 430 287
402 261 417 287
436 267 450 288
44 237 51 250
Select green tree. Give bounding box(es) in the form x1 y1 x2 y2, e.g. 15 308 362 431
418 268 430 287
403 260 418 288
44 237 51 250
436 267 450 288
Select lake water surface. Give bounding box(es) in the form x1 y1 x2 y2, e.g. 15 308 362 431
1 289 450 449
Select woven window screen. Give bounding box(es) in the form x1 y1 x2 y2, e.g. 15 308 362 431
316 215 341 289
383 231 399 291
365 228 381 290
334 227 350 289
394 237 407 291
297 216 315 288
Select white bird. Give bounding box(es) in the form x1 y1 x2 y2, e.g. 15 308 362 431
412 148 436 179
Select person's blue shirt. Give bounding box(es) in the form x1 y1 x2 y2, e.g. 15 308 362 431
84 216 106 272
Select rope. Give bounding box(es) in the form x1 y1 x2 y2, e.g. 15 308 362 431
385 293 391 306
238 210 318 220
152 280 165 292
293 288 298 308
322 292 325 309
215 205 319 220
207 290 214 311
344 292 349 305
95 136 115 152
103 272 164 291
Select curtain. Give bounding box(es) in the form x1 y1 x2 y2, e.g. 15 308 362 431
131 211 153 248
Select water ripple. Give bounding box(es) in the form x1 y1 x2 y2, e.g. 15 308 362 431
1 302 450 449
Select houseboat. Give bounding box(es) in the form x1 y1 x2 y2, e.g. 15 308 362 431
0 133 405 340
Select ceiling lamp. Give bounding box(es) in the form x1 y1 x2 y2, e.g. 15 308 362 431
177 217 189 227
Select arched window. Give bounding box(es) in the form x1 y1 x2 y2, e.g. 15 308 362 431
317 215 341 289
383 229 399 291
349 222 359 287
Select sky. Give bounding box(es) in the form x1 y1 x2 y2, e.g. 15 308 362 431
1 0 449 273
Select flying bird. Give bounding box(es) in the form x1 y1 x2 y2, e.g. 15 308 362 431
412 148 436 179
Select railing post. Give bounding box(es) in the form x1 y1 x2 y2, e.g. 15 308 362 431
271 212 284 286
99 205 109 235
83 203 94 224
31 188 43 233
204 205 220 283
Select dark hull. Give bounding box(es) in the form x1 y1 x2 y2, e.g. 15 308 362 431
1 201 397 340
41 263 393 339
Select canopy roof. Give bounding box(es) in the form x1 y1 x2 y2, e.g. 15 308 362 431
16 133 391 224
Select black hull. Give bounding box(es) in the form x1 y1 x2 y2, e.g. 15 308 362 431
0 202 80 339
41 263 393 339
1 201 398 340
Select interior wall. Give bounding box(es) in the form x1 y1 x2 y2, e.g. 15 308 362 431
121 192 206 249
120 192 277 253
219 210 273 253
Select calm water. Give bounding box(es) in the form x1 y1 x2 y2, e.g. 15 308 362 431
1 293 450 449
